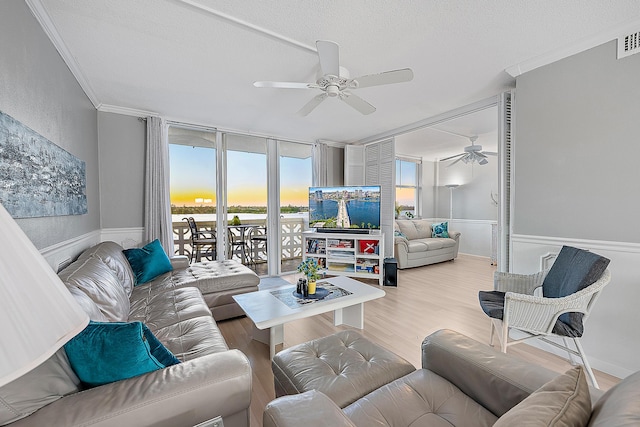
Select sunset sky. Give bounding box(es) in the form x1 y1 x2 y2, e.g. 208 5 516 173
169 144 312 208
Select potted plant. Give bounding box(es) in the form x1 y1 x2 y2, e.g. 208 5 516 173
297 258 321 295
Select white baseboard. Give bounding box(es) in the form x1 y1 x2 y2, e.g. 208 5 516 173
512 234 640 379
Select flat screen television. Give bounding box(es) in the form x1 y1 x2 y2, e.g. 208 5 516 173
309 185 381 233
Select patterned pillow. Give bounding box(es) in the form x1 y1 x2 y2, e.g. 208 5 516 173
432 222 449 238
394 230 408 239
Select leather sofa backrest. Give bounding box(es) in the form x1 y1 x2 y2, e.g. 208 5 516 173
59 256 130 322
588 370 640 426
76 241 136 297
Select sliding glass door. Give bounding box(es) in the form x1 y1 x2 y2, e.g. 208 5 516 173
279 141 312 273
224 134 269 272
168 126 217 260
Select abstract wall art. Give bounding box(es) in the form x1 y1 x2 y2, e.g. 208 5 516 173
0 111 87 218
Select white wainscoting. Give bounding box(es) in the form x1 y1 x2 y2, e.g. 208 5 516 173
449 219 495 258
40 230 101 272
512 234 640 379
40 227 144 272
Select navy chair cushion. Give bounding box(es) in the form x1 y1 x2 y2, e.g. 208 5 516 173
542 246 609 335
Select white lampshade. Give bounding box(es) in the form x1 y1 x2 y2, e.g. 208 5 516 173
0 202 89 387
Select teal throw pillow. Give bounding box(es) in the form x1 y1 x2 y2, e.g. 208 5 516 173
64 321 180 387
394 230 407 239
432 222 449 238
123 239 173 285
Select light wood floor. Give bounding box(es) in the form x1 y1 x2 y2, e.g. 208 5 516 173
217 254 620 427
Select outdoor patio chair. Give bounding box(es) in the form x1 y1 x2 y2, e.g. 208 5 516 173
183 217 216 263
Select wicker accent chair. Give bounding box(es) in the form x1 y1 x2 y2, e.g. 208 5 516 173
478 245 611 388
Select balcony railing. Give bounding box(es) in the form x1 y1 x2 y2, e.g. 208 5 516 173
173 217 305 266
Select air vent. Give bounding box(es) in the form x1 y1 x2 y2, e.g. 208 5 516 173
618 31 640 59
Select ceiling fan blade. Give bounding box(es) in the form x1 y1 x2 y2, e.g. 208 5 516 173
439 153 465 162
254 81 312 89
316 40 340 76
447 155 467 168
339 92 376 115
483 151 498 156
298 93 328 116
351 68 414 89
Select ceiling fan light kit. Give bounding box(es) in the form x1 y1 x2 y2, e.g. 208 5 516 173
254 40 414 116
439 136 497 167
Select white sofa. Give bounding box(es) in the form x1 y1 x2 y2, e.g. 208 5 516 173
394 219 460 269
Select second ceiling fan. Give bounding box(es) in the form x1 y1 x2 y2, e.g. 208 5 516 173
440 136 497 167
254 40 413 116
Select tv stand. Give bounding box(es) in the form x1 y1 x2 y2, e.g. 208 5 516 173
302 231 385 286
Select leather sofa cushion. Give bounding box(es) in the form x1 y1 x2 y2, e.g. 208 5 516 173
0 349 80 425
60 256 130 322
344 369 497 427
494 366 590 427
170 260 260 294
407 238 456 253
128 287 212 330
76 241 137 297
153 316 229 361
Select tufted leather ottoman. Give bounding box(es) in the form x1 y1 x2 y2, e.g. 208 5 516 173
272 330 416 408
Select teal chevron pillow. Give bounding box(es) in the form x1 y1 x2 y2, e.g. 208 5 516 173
432 222 449 238
64 321 180 387
123 239 173 285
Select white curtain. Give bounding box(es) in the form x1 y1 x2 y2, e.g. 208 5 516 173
144 117 174 254
312 142 328 187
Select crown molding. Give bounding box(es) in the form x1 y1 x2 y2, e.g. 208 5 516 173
98 104 159 118
506 17 640 77
25 0 100 108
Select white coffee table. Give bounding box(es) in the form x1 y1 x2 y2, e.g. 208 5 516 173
232 275 386 358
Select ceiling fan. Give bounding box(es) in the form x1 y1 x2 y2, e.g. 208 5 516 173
253 40 413 116
439 136 497 167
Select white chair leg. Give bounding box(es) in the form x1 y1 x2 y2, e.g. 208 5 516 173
500 322 508 353
573 338 599 389
563 337 577 366
489 318 495 347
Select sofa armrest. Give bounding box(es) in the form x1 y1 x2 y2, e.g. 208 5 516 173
394 236 409 250
12 350 251 427
449 230 461 241
421 329 557 418
170 255 190 270
264 390 355 427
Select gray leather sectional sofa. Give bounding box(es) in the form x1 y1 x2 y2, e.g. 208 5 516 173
1 241 256 427
264 329 640 427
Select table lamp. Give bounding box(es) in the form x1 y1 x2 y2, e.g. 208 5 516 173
0 202 89 387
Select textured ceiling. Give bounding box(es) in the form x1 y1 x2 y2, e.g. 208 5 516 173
34 0 640 153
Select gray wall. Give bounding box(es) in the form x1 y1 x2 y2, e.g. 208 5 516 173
0 1 99 249
513 40 640 377
97 112 146 228
436 153 498 220
514 40 640 242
